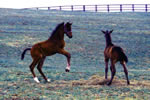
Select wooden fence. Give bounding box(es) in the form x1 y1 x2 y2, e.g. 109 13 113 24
28 4 150 12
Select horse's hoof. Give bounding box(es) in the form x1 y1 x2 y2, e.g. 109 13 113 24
65 69 70 72
127 81 130 85
107 82 111 86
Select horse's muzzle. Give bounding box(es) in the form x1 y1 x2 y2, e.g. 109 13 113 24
69 36 72 38
66 32 72 38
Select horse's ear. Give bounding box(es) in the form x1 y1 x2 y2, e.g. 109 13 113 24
110 30 113 33
101 30 105 34
62 22 65 25
68 22 72 25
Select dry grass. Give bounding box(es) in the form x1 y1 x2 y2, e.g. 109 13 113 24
50 75 150 89
1 74 150 99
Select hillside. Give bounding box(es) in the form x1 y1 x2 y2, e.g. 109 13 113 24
0 8 150 99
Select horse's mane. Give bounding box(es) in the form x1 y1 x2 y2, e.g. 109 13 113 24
50 22 64 38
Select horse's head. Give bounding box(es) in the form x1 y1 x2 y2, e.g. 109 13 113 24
64 22 72 38
101 30 113 35
101 30 113 38
102 30 113 46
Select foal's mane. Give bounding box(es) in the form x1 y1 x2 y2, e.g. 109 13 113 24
50 22 64 38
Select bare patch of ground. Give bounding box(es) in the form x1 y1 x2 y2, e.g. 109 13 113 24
51 75 150 89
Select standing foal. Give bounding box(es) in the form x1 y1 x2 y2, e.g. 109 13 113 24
102 30 130 85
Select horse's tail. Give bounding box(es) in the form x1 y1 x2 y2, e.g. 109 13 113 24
21 48 31 60
120 50 128 63
114 46 128 63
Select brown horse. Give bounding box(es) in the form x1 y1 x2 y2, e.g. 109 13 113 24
102 30 130 85
21 22 72 83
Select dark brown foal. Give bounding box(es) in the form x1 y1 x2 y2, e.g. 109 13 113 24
102 30 130 85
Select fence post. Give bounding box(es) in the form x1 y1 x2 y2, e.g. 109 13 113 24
48 7 50 10
132 4 134 12
83 5 85 12
145 4 148 12
71 5 73 11
95 5 98 12
59 6 62 11
107 5 110 12
120 5 122 12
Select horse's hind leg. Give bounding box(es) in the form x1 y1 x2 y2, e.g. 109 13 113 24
29 58 40 83
121 62 130 85
105 58 109 79
107 62 116 85
37 57 50 82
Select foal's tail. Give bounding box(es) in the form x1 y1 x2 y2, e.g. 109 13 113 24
120 51 128 63
114 47 128 63
21 48 31 60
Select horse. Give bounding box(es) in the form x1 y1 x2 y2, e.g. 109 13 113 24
21 22 72 83
101 30 130 85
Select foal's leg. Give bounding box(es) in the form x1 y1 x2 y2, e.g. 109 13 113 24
29 58 40 83
37 57 50 82
58 49 71 72
105 58 109 79
121 61 130 85
107 61 116 85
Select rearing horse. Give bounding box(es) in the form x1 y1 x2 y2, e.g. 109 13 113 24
102 30 130 85
21 22 72 83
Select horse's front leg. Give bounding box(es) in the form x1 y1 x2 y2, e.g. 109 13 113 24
58 49 71 72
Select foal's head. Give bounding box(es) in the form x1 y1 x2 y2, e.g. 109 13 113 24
101 30 113 38
101 30 113 46
64 22 72 38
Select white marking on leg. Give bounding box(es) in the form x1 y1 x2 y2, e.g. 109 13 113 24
66 63 70 70
34 77 40 83
123 61 126 65
47 79 51 82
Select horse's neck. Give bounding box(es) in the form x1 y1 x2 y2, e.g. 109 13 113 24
49 31 64 41
105 36 113 47
106 41 113 47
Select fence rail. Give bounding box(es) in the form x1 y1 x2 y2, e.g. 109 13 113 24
27 4 150 12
